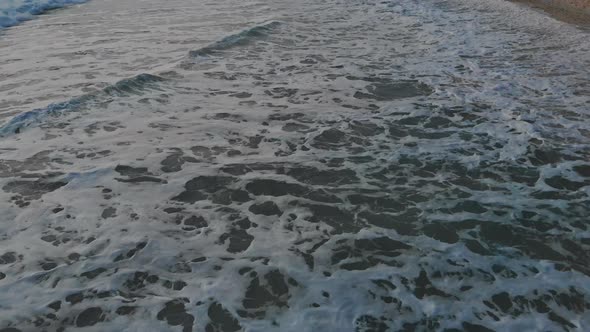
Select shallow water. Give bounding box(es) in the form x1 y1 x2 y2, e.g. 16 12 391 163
0 0 589 331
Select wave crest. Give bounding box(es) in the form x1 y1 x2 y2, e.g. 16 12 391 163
188 21 282 58
0 0 88 28
0 73 165 136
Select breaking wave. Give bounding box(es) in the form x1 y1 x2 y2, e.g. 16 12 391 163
0 73 165 136
0 0 88 28
188 21 282 58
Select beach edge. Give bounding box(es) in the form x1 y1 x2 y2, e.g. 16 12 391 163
510 0 590 25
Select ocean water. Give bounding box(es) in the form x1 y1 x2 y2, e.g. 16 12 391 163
0 0 87 28
0 0 589 331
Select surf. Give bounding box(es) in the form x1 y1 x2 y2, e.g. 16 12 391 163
0 0 89 29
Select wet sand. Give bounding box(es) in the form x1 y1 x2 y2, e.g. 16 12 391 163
512 0 590 25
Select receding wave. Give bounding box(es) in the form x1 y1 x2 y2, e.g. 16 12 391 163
0 73 164 136
188 21 281 58
0 0 89 29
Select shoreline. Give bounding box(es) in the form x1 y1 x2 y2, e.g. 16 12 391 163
511 0 590 25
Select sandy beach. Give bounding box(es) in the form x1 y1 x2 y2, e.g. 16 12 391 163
514 0 590 25
554 0 590 10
